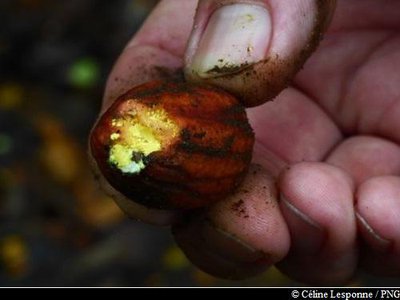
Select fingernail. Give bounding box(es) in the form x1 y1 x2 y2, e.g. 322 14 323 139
280 195 326 254
356 212 392 253
189 4 271 78
202 220 268 264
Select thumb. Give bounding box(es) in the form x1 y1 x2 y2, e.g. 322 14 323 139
184 0 336 107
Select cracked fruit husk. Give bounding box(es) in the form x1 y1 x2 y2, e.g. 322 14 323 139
89 80 254 210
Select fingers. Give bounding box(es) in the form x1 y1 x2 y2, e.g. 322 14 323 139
326 135 400 276
173 164 290 279
172 85 343 279
277 162 357 284
184 0 336 106
326 135 400 185
295 4 400 142
356 176 400 276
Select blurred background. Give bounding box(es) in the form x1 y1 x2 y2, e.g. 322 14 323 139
0 0 398 287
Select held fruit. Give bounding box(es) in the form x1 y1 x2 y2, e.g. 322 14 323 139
90 81 254 210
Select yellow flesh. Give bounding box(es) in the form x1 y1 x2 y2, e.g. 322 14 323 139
108 104 179 174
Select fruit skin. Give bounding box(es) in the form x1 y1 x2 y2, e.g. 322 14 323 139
90 80 254 210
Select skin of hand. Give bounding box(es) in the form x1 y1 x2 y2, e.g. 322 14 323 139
97 0 400 284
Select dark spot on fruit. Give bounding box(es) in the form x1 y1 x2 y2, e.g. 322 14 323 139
193 132 206 139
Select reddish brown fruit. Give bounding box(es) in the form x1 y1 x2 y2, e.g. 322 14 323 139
89 81 254 210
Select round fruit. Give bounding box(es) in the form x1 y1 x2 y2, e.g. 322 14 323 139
89 80 254 210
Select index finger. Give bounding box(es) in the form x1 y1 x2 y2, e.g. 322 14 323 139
103 0 198 111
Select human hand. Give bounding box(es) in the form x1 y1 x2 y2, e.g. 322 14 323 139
95 0 400 284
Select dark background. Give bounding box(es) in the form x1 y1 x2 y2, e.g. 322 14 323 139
0 0 397 287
